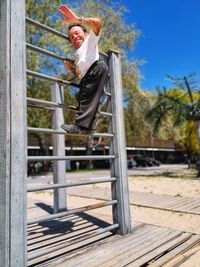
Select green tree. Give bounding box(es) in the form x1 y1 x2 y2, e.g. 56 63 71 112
26 0 142 163
179 121 199 158
146 74 200 160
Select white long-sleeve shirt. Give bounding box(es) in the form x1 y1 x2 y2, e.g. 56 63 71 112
74 29 101 78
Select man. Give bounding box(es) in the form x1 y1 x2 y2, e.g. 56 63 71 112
58 4 109 134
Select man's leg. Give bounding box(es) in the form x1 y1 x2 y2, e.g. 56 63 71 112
61 61 109 133
76 61 109 130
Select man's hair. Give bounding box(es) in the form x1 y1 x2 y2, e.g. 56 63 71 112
68 23 88 33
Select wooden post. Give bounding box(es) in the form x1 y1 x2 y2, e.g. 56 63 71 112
0 0 27 266
108 51 131 235
51 83 67 212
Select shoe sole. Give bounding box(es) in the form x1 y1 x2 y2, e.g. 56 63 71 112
61 124 79 133
61 125 95 134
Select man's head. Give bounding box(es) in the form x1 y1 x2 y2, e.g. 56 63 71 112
68 23 88 49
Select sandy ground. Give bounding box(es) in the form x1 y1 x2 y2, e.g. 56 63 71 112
28 166 200 266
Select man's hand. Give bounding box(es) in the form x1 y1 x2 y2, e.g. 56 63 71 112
64 59 79 77
58 4 79 23
58 4 101 36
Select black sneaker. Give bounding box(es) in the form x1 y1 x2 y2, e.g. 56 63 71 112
61 124 95 134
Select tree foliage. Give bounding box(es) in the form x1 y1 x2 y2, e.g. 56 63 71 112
26 0 143 150
146 74 200 156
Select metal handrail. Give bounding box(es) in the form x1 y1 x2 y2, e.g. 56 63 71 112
26 43 66 61
26 17 69 40
27 97 112 117
27 177 116 192
28 155 115 161
98 111 112 117
27 97 77 110
27 127 114 138
26 69 80 88
26 70 111 95
27 200 117 225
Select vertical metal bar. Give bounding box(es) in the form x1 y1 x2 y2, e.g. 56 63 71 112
108 51 131 235
0 0 27 266
51 83 67 212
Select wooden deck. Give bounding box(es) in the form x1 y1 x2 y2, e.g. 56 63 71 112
27 213 200 267
27 187 200 266
67 187 200 215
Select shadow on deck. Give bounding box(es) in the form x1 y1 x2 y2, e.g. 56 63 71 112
28 209 200 267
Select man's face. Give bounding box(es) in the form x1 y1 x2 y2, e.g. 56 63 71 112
68 26 87 49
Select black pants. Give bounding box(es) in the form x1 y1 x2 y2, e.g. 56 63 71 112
75 60 109 129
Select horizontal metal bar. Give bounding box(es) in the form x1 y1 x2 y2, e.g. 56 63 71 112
98 111 112 117
27 200 117 225
27 98 112 116
27 223 119 261
27 97 77 110
27 127 114 138
104 91 112 97
26 43 66 61
26 70 80 88
26 17 69 40
28 104 55 111
28 155 115 161
27 177 116 192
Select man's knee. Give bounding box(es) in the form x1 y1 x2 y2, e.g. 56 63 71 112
98 61 108 74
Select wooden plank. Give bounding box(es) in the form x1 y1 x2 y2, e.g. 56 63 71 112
131 192 159 202
105 229 181 267
0 0 27 266
191 207 200 213
65 227 178 267
129 191 179 207
68 188 200 215
0 2 10 266
176 199 200 213
148 235 200 266
150 196 181 207
182 198 200 209
27 216 82 241
28 228 116 266
126 232 193 267
166 198 193 210
35 222 149 267
101 231 186 267
191 203 200 209
134 197 160 206
61 226 157 266
27 218 93 245
108 51 131 235
190 203 200 211
146 196 179 207
159 197 188 209
28 220 101 251
51 83 66 212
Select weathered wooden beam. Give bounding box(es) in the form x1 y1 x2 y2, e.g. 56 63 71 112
0 0 27 266
51 83 67 212
108 51 131 235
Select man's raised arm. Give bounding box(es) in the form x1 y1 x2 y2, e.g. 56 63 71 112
58 4 101 35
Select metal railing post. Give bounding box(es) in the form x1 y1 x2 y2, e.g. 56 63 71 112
51 83 67 212
0 0 27 266
108 50 131 235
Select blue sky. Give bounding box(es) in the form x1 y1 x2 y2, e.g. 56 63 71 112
122 0 200 91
